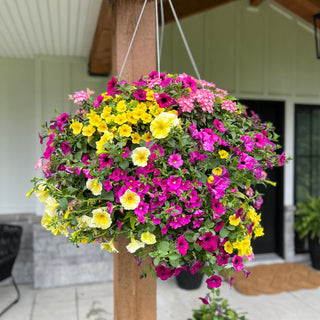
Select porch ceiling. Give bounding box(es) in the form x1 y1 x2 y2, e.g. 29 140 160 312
0 0 319 74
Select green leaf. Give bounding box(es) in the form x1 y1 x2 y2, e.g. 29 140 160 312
219 228 229 238
101 190 114 201
119 160 129 170
158 241 170 254
59 197 69 210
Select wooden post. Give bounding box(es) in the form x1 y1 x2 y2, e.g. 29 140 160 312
112 1 156 320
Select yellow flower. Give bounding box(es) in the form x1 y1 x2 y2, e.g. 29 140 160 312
34 184 50 203
92 208 112 229
86 179 102 196
126 111 138 125
219 150 229 159
229 214 240 226
114 113 127 125
41 212 54 229
89 114 102 127
45 196 59 217
101 93 112 101
82 125 96 137
137 102 147 112
70 120 83 135
105 114 115 123
120 189 140 210
212 167 223 176
101 106 112 119
146 89 154 101
141 132 153 142
131 132 141 144
254 227 264 238
97 121 108 133
131 147 150 167
57 223 69 237
116 100 127 112
126 236 145 253
141 231 156 245
96 131 113 153
101 238 119 253
150 112 178 139
141 113 152 124
26 188 34 198
86 110 97 119
118 124 132 137
207 176 214 184
224 240 233 254
149 104 162 117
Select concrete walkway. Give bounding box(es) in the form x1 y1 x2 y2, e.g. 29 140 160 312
1 274 320 320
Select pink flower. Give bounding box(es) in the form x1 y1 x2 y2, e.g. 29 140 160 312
279 152 286 166
168 154 183 169
221 99 237 112
72 91 90 105
196 233 218 253
199 295 210 305
35 158 43 170
206 275 222 289
177 235 188 256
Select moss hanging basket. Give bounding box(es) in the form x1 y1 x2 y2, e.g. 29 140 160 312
29 71 286 294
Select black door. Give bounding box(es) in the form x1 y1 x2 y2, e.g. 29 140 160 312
239 99 285 257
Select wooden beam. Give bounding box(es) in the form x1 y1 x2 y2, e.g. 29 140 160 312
89 0 112 75
250 0 265 6
274 0 320 25
112 1 156 320
162 0 237 24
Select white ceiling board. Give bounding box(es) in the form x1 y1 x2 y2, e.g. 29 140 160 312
0 0 103 59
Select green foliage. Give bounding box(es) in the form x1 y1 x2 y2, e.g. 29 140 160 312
188 296 248 320
295 195 320 241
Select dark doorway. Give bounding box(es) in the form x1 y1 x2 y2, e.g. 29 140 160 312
239 99 285 257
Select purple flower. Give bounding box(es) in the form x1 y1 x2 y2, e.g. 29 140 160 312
133 89 146 100
206 275 222 289
177 235 188 256
168 154 183 169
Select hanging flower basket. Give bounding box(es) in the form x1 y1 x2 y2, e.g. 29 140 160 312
28 71 286 294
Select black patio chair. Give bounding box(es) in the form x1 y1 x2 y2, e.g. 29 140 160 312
0 224 23 316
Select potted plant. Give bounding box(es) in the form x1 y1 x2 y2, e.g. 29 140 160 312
188 295 248 320
27 71 286 302
295 195 320 269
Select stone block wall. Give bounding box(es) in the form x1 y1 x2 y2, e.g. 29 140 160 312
33 224 113 288
0 214 39 284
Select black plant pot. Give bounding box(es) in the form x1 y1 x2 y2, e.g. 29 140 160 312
176 268 204 290
309 237 320 270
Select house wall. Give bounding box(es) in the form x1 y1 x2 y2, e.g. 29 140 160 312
161 0 320 260
0 56 113 286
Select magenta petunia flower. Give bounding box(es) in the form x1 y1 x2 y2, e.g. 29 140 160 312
94 95 103 108
133 89 146 100
190 260 202 274
177 235 188 256
61 142 71 155
214 119 225 132
43 145 55 159
279 152 286 166
232 255 244 272
82 154 91 165
156 92 175 108
168 154 183 169
196 233 219 253
199 295 210 305
206 275 222 289
155 265 174 280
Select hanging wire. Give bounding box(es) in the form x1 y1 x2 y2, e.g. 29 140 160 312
118 0 148 79
155 0 161 75
159 0 165 58
167 0 202 81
